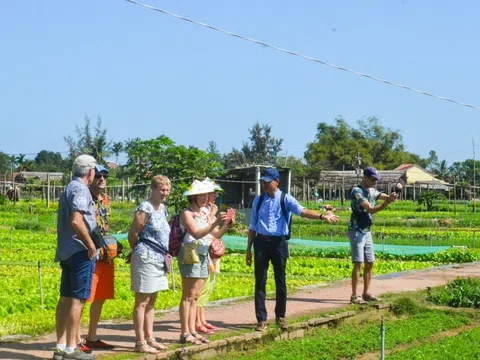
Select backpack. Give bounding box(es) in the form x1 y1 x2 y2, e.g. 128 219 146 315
255 192 292 240
169 213 185 257
98 234 124 261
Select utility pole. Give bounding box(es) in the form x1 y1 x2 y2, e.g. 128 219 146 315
473 138 476 213
355 152 363 184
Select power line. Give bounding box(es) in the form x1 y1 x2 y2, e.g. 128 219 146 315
125 0 480 112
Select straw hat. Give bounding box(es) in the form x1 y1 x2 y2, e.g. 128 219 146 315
183 179 215 197
203 177 225 193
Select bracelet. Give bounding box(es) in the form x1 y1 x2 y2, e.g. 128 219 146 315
319 213 324 220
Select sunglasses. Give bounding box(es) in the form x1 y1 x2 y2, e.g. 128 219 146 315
95 174 109 180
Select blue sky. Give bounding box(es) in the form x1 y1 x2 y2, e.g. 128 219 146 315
1 0 479 166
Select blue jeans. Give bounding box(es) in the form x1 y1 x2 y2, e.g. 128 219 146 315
254 236 289 322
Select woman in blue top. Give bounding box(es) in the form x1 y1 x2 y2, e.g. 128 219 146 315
128 175 171 354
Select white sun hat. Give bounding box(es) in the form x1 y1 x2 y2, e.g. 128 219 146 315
183 179 215 197
203 177 224 193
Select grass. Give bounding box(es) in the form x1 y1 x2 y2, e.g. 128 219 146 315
221 303 477 360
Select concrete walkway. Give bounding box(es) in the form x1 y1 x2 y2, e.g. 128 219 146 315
2 262 480 360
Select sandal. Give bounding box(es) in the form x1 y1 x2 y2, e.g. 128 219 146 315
179 333 201 345
203 322 219 331
362 293 381 302
350 295 367 305
195 325 214 334
134 340 160 354
146 337 168 351
191 332 210 344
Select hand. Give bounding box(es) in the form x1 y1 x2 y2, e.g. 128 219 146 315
87 246 97 260
387 192 399 203
228 215 236 228
246 249 252 267
219 212 232 227
322 211 340 223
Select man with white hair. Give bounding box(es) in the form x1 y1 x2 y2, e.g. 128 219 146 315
53 155 98 360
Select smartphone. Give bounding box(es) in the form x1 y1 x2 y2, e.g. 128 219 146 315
227 208 236 219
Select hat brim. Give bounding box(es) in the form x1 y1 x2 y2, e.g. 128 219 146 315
369 174 381 180
260 176 276 182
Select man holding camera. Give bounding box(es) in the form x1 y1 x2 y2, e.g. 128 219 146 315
54 155 97 360
349 167 402 305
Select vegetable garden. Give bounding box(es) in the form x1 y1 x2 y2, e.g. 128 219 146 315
1 199 480 341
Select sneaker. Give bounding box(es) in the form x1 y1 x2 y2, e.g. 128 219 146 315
362 293 381 302
275 317 288 331
52 347 65 360
77 340 92 354
350 295 367 305
63 347 96 360
84 339 115 350
255 321 268 332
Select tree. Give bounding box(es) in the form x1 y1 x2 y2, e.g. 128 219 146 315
34 150 66 172
123 135 225 210
304 116 423 172
222 122 283 168
0 152 14 176
111 142 124 165
14 154 26 171
64 114 112 164
433 159 450 180
206 141 222 163
418 190 445 211
426 150 439 172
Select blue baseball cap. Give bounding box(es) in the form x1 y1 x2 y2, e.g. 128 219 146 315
364 167 380 180
260 168 280 182
95 164 109 174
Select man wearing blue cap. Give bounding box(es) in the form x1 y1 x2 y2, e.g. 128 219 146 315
348 167 402 305
246 167 339 332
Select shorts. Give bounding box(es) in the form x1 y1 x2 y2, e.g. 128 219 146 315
177 247 209 278
60 250 96 300
87 260 114 302
348 230 375 263
130 250 168 294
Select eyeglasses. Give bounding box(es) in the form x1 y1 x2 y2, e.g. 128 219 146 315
95 174 109 180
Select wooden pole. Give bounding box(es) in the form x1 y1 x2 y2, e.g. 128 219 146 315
46 174 50 208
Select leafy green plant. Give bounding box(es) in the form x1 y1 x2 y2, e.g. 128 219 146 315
418 191 446 211
427 277 480 308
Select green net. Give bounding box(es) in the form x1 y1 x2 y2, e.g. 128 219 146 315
113 234 451 256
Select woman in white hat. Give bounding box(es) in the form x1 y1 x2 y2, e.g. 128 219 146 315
195 179 233 334
178 180 231 345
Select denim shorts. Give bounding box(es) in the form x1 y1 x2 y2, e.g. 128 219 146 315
348 230 375 263
60 250 96 300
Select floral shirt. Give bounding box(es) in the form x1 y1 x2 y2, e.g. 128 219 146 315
348 185 382 232
134 201 170 262
92 192 111 235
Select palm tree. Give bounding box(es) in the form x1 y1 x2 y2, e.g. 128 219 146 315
434 160 450 180
111 142 124 165
15 154 26 171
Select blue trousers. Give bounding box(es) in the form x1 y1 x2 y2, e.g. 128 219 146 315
254 236 289 322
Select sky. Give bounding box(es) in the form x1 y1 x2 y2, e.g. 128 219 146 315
1 0 479 166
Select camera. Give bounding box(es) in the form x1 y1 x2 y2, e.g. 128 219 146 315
391 184 402 194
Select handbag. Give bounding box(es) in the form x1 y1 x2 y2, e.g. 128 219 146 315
183 242 200 264
164 254 172 274
209 238 226 259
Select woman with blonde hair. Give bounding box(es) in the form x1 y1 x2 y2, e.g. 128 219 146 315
128 175 171 354
178 180 231 345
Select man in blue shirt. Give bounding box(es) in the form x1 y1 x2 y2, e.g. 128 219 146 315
54 155 98 360
246 168 339 332
348 167 401 305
